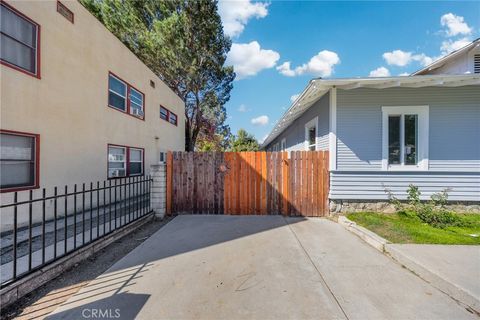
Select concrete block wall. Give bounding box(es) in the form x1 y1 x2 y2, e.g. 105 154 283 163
150 164 167 218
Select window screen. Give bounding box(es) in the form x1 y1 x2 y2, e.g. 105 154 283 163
0 3 38 74
108 75 127 111
108 146 126 177
0 133 36 189
129 148 143 175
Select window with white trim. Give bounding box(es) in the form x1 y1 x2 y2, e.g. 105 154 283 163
305 117 318 151
281 138 287 151
107 145 144 178
0 3 39 76
0 131 39 191
108 146 126 178
129 148 143 175
108 73 144 119
382 106 429 170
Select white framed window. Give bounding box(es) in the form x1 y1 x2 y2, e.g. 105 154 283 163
305 117 318 151
129 87 144 117
129 148 143 176
280 138 287 151
382 106 429 171
108 74 127 112
108 146 126 178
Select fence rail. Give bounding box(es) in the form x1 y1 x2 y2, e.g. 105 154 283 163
0 175 152 288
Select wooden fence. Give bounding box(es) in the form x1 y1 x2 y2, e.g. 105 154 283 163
166 151 329 217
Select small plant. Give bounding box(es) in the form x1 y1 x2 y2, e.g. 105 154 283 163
384 185 463 228
384 186 402 211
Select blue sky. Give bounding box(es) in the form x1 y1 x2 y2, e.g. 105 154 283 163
218 0 480 142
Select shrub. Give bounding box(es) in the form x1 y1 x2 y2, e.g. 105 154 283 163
385 185 463 228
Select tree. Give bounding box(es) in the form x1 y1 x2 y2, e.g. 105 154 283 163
80 0 235 151
229 129 259 152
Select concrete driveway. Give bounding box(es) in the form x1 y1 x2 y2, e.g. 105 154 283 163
48 215 476 320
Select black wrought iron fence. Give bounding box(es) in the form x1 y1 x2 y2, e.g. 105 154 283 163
0 175 152 287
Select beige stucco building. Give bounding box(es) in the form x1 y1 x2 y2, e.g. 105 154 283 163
1 0 185 230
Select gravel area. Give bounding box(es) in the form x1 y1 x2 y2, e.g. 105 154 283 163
0 216 173 320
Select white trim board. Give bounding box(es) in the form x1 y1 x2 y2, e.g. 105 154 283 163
329 87 337 170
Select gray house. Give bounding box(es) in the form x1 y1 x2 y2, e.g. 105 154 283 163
262 40 480 212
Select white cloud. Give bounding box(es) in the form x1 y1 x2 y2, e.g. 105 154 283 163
277 62 296 77
440 37 472 55
383 50 412 67
440 13 472 37
398 72 410 76
251 115 269 126
412 53 433 67
218 0 268 38
383 50 433 67
226 41 280 80
290 94 300 103
369 67 390 77
276 50 340 77
237 104 248 112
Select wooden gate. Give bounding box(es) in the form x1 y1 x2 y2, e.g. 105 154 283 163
166 151 329 217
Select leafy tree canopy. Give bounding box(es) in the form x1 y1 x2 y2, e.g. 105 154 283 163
81 0 235 151
228 129 259 152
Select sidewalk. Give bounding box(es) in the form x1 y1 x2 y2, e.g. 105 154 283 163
386 244 480 313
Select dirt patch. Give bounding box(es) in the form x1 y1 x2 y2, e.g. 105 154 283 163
0 216 173 320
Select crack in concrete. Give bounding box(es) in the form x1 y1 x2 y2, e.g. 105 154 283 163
283 217 350 320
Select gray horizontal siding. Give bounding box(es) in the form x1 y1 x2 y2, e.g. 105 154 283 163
336 86 480 172
265 93 329 151
330 171 480 201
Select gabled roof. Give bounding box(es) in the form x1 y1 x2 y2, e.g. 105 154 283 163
411 38 480 75
261 74 480 147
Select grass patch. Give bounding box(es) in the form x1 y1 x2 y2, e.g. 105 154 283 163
346 212 480 245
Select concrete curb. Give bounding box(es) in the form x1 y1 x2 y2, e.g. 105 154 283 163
337 216 389 252
337 215 479 314
0 213 154 309
385 244 480 313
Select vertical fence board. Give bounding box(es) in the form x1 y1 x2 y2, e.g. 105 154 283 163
166 152 173 215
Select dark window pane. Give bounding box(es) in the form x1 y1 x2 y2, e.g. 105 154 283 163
169 113 177 125
129 162 142 175
404 114 418 165
308 127 316 145
108 75 126 97
160 107 168 120
1 33 35 73
0 161 34 188
388 116 400 165
108 92 126 111
1 5 36 47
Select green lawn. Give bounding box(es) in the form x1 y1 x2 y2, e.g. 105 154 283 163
346 212 480 245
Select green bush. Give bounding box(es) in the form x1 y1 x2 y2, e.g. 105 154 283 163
385 184 464 228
